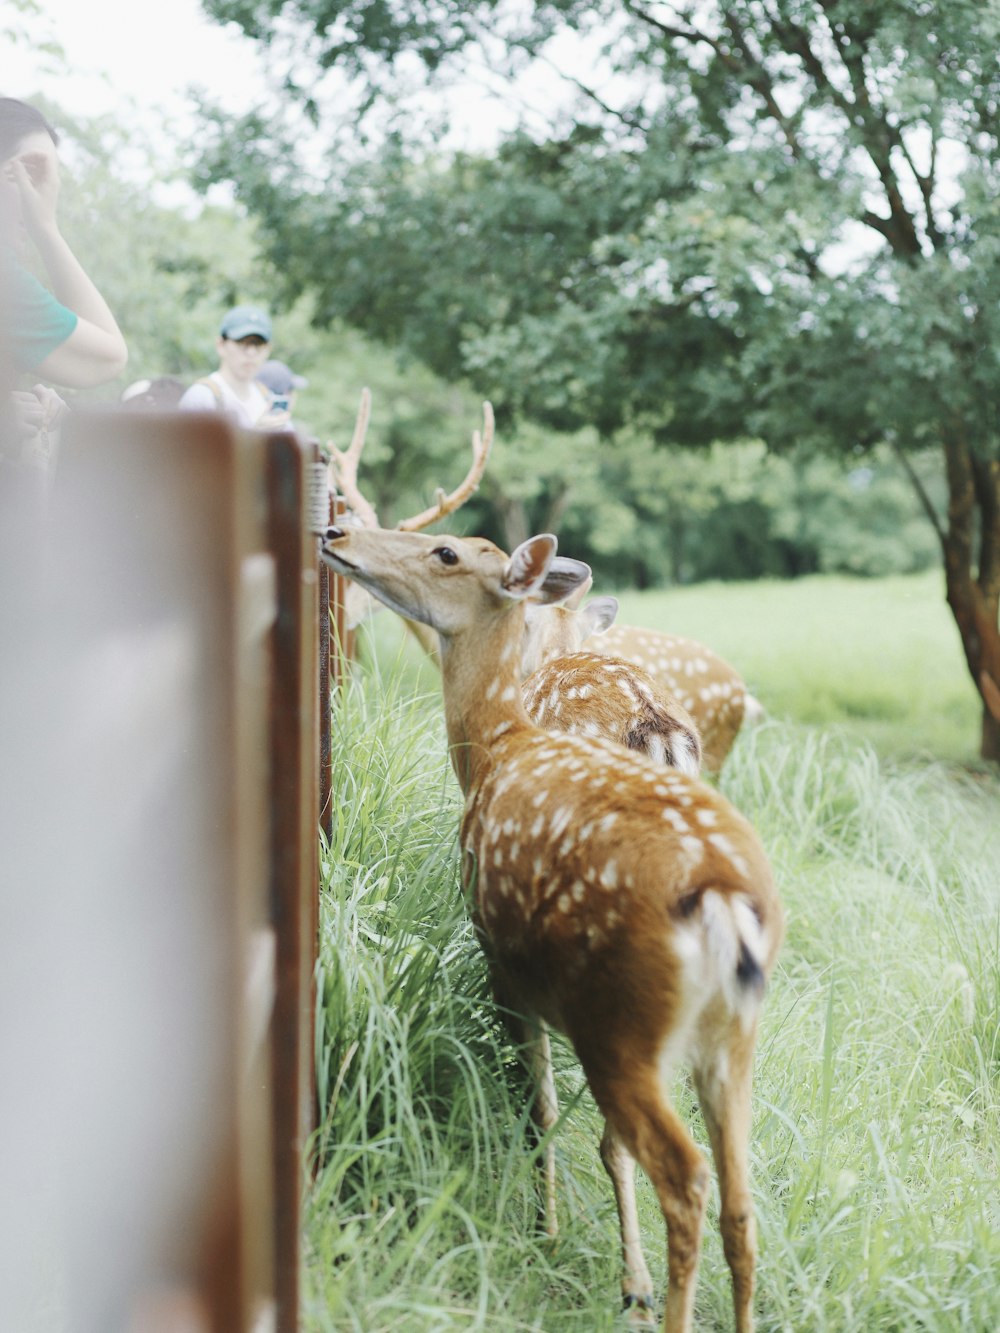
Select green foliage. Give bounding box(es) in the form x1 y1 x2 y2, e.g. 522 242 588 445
194 0 1000 752
28 94 947 589
308 634 1000 1329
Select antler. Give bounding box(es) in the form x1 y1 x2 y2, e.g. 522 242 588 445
327 387 380 529
396 402 494 532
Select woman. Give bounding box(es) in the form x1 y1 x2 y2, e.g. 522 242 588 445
2 97 127 388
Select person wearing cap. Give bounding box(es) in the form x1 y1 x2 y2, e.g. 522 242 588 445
256 359 307 432
179 306 290 430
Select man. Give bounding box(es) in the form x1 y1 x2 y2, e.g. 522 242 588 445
179 306 290 430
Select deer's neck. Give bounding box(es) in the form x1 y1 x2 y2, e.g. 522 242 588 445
439 609 528 794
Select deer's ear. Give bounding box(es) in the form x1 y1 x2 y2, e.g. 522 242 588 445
536 556 593 606
501 534 559 599
579 596 619 637
562 574 594 610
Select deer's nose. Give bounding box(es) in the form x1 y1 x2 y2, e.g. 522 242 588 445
325 525 346 541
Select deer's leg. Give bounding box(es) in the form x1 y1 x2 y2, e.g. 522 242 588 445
592 1071 709 1333
599 1119 655 1322
693 1025 758 1333
502 1004 559 1238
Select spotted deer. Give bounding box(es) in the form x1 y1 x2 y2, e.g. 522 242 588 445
524 588 750 776
320 524 784 1333
523 650 702 775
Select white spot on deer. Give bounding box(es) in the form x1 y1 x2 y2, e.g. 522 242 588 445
696 808 718 828
680 834 704 867
531 789 549 809
572 880 586 902
558 893 572 913
493 848 504 868
510 841 521 860
708 832 738 860
599 812 619 832
485 678 500 701
530 814 545 838
599 861 619 890
550 806 573 838
662 807 688 833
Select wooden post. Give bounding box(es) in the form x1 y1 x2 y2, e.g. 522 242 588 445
266 432 320 1333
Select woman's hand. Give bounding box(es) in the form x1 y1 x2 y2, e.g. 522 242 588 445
7 135 60 241
10 385 68 440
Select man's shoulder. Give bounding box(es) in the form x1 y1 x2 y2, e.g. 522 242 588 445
179 376 223 410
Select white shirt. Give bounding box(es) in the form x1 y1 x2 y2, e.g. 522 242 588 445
179 373 271 429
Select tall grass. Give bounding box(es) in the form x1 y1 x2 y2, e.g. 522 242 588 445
305 660 1000 1331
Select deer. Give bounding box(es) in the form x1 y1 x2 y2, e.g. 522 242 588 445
330 391 751 773
523 650 702 775
523 584 750 776
320 522 784 1333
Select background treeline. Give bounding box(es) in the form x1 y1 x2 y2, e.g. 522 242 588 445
44 100 942 588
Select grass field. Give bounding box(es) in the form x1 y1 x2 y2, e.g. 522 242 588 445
308 572 1000 1331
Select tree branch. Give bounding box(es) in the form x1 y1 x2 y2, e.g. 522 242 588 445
889 435 946 550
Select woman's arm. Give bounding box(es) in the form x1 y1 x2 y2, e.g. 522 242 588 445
11 142 128 386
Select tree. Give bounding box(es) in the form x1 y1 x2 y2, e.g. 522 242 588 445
199 1 1000 757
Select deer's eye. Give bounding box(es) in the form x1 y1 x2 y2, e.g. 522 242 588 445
434 546 459 566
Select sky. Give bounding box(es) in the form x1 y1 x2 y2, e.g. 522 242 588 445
6 0 269 131
4 0 590 171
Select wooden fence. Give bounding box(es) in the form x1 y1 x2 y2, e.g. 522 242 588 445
2 411 343 1331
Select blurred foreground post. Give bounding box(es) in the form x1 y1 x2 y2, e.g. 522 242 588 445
0 411 320 1333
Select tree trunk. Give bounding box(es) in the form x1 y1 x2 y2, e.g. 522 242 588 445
937 432 1000 762
494 494 531 553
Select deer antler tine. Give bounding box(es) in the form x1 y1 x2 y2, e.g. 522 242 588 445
328 388 380 529
348 386 372 464
397 401 495 532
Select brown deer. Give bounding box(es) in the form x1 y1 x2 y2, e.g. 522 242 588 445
320 524 784 1333
329 394 752 775
523 650 702 775
523 588 750 776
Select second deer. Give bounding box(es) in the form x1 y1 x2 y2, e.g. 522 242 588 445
523 584 750 775
321 524 784 1333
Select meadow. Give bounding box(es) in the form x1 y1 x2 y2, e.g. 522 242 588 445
305 572 1000 1331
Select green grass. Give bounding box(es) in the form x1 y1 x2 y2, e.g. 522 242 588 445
305 631 1000 1331
360 570 982 765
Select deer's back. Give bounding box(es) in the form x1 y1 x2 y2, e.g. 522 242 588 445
461 728 779 1032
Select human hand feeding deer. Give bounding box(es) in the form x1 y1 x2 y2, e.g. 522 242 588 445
320 513 784 1332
